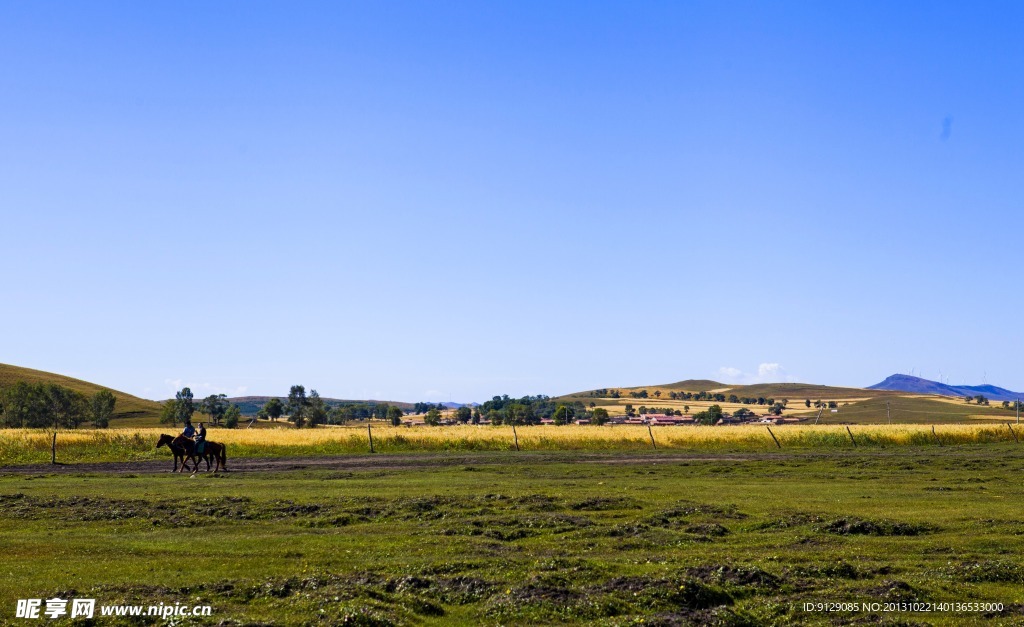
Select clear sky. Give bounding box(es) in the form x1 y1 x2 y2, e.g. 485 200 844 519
2 1 1022 402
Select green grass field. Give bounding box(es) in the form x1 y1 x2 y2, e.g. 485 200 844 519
813 396 1016 424
3 446 1024 625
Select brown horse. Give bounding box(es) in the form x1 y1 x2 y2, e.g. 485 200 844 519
195 440 228 472
156 434 199 473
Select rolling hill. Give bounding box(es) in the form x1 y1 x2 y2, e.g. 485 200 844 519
0 362 163 423
869 374 1024 402
557 376 1021 424
560 379 897 402
653 379 729 391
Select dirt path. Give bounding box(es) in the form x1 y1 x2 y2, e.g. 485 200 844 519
0 450 788 475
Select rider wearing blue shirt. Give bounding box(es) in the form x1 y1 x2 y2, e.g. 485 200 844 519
182 420 196 440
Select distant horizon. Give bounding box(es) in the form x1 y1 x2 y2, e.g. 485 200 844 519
7 361 1020 405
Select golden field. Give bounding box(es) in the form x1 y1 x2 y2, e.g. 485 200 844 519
2 422 1023 465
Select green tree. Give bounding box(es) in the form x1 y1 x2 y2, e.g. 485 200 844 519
552 405 572 425
330 405 354 424
263 398 284 421
693 404 724 426
1 382 46 428
43 384 88 430
386 405 404 426
224 404 241 428
424 407 442 426
200 394 229 426
455 406 472 423
175 387 195 425
90 390 117 428
287 385 308 428
159 399 178 425
591 407 610 425
307 390 328 427
505 403 535 426
471 407 481 425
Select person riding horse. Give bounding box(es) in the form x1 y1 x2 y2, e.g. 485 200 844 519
156 418 228 473
195 422 207 456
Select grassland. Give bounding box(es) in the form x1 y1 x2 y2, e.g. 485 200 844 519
4 424 1024 466
814 396 1018 424
0 363 163 423
3 445 1024 625
551 395 1018 425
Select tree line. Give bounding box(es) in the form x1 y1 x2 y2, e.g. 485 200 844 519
160 388 243 428
159 386 412 429
0 382 116 428
476 395 610 426
263 385 406 428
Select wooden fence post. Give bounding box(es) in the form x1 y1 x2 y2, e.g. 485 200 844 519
846 426 857 447
368 422 375 453
647 425 657 449
767 427 781 449
512 425 520 451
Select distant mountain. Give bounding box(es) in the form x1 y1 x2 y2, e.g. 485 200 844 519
868 374 1024 402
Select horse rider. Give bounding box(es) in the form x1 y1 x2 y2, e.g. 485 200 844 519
195 422 207 455
182 419 196 440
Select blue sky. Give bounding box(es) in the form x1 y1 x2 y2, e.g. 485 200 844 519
2 1 1022 402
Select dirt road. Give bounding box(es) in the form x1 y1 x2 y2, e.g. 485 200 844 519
0 450 786 475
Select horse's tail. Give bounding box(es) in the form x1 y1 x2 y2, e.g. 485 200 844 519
219 443 227 470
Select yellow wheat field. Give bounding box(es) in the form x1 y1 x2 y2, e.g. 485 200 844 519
2 423 1022 465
